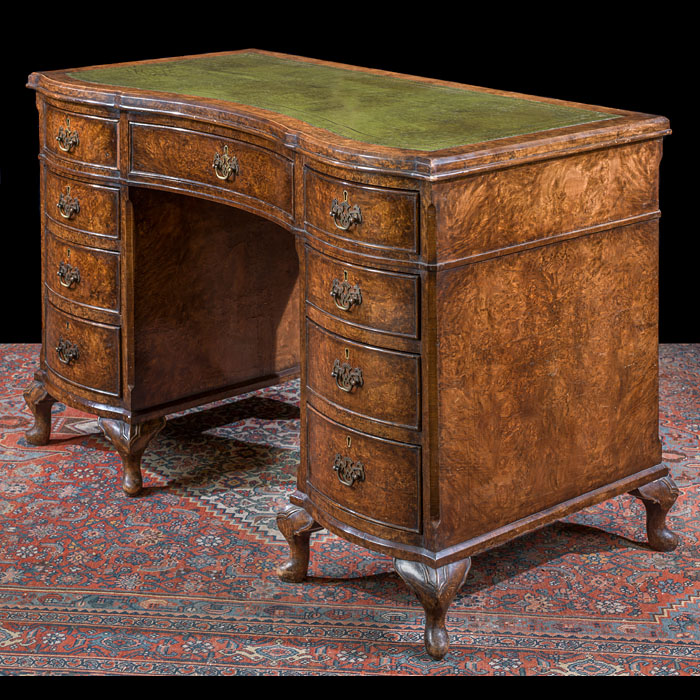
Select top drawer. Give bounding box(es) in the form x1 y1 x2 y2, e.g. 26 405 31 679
44 104 118 168
304 168 419 255
130 123 294 216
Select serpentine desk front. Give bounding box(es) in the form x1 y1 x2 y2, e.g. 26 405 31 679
25 50 677 659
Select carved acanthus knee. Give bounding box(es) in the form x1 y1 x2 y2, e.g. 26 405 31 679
98 416 166 496
394 557 471 660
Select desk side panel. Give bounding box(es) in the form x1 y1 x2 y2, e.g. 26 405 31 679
433 139 661 264
435 220 661 548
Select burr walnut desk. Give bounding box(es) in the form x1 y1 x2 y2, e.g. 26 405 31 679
25 50 678 659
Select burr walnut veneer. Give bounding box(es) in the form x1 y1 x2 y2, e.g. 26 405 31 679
25 50 677 660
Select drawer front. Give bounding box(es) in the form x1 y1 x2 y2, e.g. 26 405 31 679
45 169 120 238
130 123 294 215
306 320 420 430
44 226 120 312
44 303 120 397
307 406 421 533
45 104 118 168
304 168 419 254
305 246 419 339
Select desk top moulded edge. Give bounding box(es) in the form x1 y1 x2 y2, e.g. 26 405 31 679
26 49 671 180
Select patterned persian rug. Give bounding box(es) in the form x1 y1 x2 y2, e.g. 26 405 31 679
0 343 698 676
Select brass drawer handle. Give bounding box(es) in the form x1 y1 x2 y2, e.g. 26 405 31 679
331 358 364 393
212 144 239 180
57 261 81 289
330 277 362 311
55 337 80 365
56 117 79 153
56 186 80 220
330 190 362 231
333 453 365 487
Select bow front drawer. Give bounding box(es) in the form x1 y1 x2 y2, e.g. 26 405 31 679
44 227 120 313
45 170 120 239
305 246 419 339
306 320 420 431
44 104 118 168
306 406 421 535
129 123 294 217
44 303 120 397
304 168 419 254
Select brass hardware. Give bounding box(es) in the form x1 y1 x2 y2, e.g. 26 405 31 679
56 117 79 153
330 277 362 311
346 436 352 448
331 358 363 393
212 144 239 180
57 186 80 220
57 261 81 289
330 190 362 231
333 453 365 487
55 337 79 365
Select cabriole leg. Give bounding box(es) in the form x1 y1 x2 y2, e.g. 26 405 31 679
630 475 680 552
23 377 57 446
98 416 166 496
394 557 471 660
276 503 323 582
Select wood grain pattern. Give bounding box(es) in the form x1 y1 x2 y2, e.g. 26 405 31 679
304 167 419 254
129 188 299 411
130 122 294 216
435 221 661 547
433 140 661 263
305 319 420 430
44 103 118 168
306 406 421 534
44 226 120 313
44 168 120 239
44 302 120 397
305 244 419 339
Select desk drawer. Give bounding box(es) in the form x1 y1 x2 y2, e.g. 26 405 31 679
45 169 120 238
130 123 294 216
304 168 419 254
44 303 120 397
306 320 420 431
44 104 118 168
307 406 421 533
305 246 419 339
44 227 120 313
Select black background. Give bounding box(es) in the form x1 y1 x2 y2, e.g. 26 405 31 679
2 11 693 343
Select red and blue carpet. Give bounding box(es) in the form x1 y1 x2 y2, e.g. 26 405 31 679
0 344 698 675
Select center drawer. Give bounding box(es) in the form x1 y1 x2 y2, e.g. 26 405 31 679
306 319 420 431
130 123 294 216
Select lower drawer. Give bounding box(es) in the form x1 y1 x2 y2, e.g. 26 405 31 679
306 406 421 534
44 303 121 397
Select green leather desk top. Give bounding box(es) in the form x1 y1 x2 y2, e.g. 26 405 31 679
68 52 614 152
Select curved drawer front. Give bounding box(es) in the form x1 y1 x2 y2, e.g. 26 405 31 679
45 169 120 238
307 406 421 533
45 104 118 168
305 245 419 339
130 123 294 216
44 303 120 397
304 167 419 254
45 226 120 313
306 320 420 430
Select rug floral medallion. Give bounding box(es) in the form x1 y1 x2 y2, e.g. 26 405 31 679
0 344 698 675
